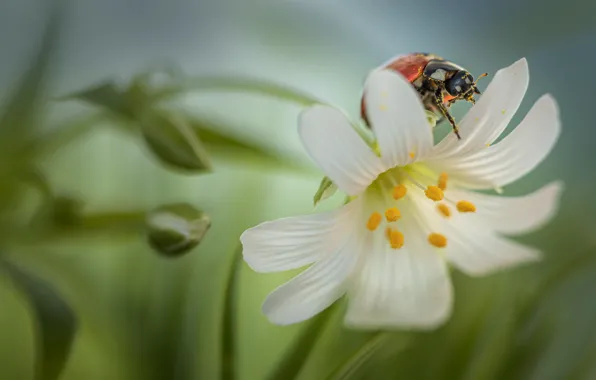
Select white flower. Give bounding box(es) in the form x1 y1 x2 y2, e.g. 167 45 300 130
240 58 563 330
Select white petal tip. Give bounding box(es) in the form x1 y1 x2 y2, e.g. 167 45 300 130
496 57 529 83
537 94 562 137
464 249 543 278
511 57 528 71
261 297 322 326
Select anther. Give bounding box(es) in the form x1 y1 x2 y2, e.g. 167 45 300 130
385 207 401 222
428 233 447 248
409 151 416 159
456 200 476 213
437 173 448 191
387 228 404 249
425 186 444 201
437 203 451 218
379 104 388 111
393 185 407 200
366 212 382 231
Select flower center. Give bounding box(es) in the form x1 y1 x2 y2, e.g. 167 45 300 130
363 165 476 250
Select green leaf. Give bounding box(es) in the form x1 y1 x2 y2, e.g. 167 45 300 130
140 110 212 172
0 1 62 139
221 247 243 380
146 203 211 257
313 177 338 207
57 69 157 120
266 305 338 380
58 82 133 116
0 258 77 380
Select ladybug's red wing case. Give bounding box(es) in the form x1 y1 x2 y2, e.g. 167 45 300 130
383 53 437 82
360 53 437 125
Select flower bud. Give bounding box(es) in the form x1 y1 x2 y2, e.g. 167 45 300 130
146 203 210 257
140 110 212 173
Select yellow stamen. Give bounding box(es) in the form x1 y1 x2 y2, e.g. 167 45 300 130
409 151 416 159
388 228 404 249
437 172 448 190
366 212 382 231
485 143 491 147
437 203 451 218
379 104 388 111
428 233 447 248
501 109 506 114
456 200 476 213
425 186 444 201
392 185 407 200
385 207 401 222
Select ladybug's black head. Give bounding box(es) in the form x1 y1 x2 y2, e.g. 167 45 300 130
446 71 488 103
446 70 475 97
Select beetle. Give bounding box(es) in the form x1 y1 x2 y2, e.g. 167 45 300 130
361 53 488 140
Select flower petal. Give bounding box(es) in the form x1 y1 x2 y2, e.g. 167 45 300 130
364 69 433 167
426 94 560 190
261 219 362 325
410 190 541 277
299 105 384 196
432 58 529 157
344 223 452 329
447 181 563 236
241 200 359 273
445 230 541 277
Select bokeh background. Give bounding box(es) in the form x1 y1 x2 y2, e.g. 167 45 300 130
1 0 596 379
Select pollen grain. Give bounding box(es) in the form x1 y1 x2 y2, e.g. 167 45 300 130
388 228 404 249
366 212 382 231
438 172 448 190
425 186 444 201
428 233 447 248
456 200 476 213
385 207 401 222
393 185 407 200
437 203 451 218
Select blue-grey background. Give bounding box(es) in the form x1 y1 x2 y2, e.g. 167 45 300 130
1 0 595 379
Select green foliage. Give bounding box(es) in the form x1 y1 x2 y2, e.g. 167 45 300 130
0 259 77 380
313 177 338 207
140 109 212 172
146 203 211 257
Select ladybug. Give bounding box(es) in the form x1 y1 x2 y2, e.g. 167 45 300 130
361 53 488 140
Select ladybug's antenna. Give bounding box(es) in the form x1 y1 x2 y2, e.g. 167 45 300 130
474 72 488 85
471 72 488 95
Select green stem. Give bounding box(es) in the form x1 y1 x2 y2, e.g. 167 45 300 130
325 332 392 380
154 76 323 106
266 304 338 380
221 247 243 380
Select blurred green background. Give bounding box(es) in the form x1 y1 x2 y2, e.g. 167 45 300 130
1 0 596 379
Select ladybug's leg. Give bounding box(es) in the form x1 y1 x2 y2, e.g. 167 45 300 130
433 90 461 140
